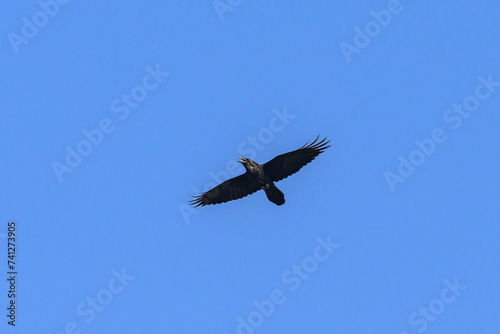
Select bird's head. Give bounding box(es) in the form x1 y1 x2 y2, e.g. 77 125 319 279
238 157 258 171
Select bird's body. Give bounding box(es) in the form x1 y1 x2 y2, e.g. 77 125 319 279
237 157 285 205
190 136 330 207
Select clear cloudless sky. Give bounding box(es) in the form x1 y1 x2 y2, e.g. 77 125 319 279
1 1 499 333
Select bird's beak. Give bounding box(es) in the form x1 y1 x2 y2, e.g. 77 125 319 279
238 157 246 164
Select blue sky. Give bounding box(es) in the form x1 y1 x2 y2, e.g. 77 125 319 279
1 1 499 333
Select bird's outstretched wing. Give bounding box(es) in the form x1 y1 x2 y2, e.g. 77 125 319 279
263 136 330 182
190 172 262 207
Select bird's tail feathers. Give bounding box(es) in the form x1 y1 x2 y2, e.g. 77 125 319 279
265 183 285 206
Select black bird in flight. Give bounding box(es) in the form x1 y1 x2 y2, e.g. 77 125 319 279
190 136 330 207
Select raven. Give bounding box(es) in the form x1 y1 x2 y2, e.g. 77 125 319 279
190 136 330 207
